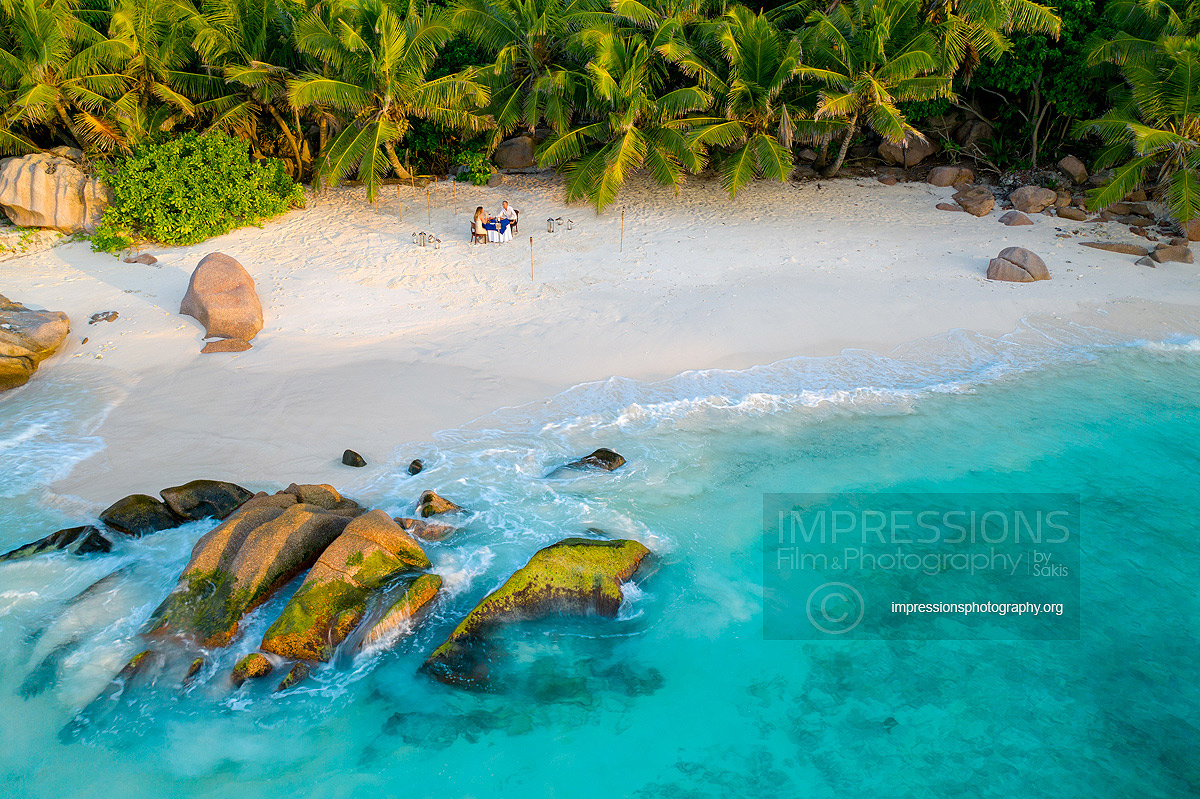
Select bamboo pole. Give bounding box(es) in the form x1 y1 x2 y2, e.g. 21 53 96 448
433 179 437 208
426 188 431 225
396 186 402 221
453 181 457 214
530 237 534 281
620 209 625 253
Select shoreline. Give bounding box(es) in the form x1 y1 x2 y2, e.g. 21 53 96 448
1 175 1198 506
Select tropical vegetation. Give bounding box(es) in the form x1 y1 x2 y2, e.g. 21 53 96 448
1 0 1198 226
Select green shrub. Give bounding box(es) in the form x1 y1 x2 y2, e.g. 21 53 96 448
455 148 493 186
92 132 305 252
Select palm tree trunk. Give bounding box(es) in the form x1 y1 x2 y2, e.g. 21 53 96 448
384 142 413 180
53 102 81 150
816 137 830 170
266 103 303 176
823 117 856 177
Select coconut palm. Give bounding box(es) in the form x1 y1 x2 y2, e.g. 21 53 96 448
194 0 309 174
1076 32 1200 223
288 0 490 199
103 0 219 143
0 0 128 154
682 6 802 197
794 0 953 176
921 0 1061 75
450 0 601 147
538 23 710 211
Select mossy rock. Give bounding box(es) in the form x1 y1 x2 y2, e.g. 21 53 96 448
276 661 311 692
182 656 205 686
0 525 111 562
423 537 650 688
259 510 430 661
99 494 182 537
147 503 351 646
417 490 462 518
359 573 443 652
231 652 273 686
160 479 254 521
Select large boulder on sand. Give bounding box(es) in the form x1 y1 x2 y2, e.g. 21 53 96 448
0 153 111 231
179 253 263 344
492 135 537 169
0 294 69 393
987 247 1050 282
877 131 936 167
146 500 354 646
259 510 430 661
998 210 1034 226
953 185 995 217
1009 186 1057 214
928 166 974 187
423 537 651 688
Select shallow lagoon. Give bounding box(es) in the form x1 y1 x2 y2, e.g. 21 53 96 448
1 326 1197 798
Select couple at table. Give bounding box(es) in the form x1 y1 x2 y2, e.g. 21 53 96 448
474 202 518 243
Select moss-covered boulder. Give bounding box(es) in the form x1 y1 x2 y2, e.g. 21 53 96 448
417 490 462 517
395 517 456 542
259 510 430 661
423 537 650 688
0 525 111 562
160 479 254 521
99 494 181 537
276 661 310 692
359 573 443 652
147 502 351 646
231 652 273 687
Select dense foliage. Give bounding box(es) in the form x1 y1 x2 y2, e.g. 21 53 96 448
92 131 305 250
1 0 1199 221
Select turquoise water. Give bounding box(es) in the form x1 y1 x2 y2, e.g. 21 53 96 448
1 320 1198 797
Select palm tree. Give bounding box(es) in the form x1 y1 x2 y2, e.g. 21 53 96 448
450 0 601 147
683 5 802 197
105 0 221 145
538 23 710 211
288 0 490 199
0 0 127 154
1076 32 1200 224
194 0 309 175
794 0 953 176
920 0 1062 75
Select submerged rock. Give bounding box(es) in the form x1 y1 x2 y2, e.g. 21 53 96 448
407 459 424 476
546 448 627 477
159 479 254 521
182 657 205 687
99 494 181 537
276 661 311 692
423 537 651 688
60 649 162 742
359 573 443 652
260 510 430 661
417 490 461 518
342 449 366 467
0 525 111 562
0 293 70 393
231 652 273 687
147 502 351 646
395 517 455 542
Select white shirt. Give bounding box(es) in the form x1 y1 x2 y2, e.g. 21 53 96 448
498 205 518 221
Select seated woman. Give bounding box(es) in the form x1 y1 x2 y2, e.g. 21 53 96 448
472 207 488 244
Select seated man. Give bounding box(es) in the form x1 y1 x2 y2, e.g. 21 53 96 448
497 200 519 231
485 202 516 243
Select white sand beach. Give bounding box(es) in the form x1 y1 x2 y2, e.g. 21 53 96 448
3 174 1198 504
